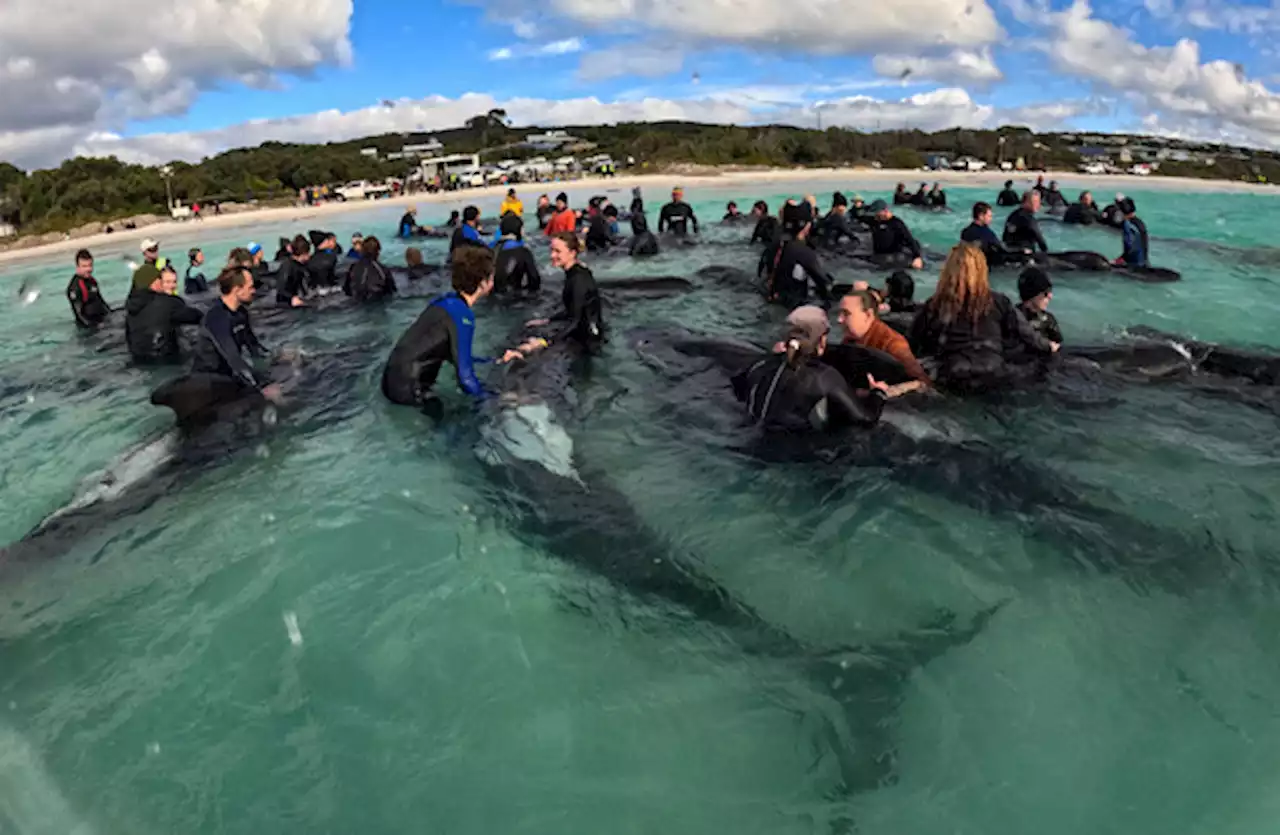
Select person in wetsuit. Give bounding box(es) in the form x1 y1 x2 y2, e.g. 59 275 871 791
866 201 925 268
273 238 292 262
733 305 887 431
520 232 605 354
629 210 660 257
815 192 859 248
893 183 910 205
1015 266 1063 346
585 203 618 252
884 270 918 314
997 180 1020 207
765 204 835 309
910 183 930 206
658 187 699 236
929 183 947 208
492 213 542 294
1100 194 1125 229
132 238 162 291
1043 181 1068 211
191 266 277 399
346 236 397 302
1115 198 1150 268
307 230 340 289
67 248 111 329
381 247 523 413
535 194 554 230
347 233 364 259
723 201 743 222
185 248 208 294
1063 191 1102 225
908 244 1059 392
125 262 202 364
961 201 1013 265
750 201 779 245
403 248 435 282
450 206 489 257
275 235 311 307
1002 190 1048 254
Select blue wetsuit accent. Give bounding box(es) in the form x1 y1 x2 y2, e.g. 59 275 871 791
436 293 492 397
1121 218 1149 267
346 247 362 259
461 225 483 244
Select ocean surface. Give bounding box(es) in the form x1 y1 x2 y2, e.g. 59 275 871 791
2 179 1279 834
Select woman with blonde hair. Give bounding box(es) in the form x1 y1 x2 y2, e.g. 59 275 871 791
909 243 1059 390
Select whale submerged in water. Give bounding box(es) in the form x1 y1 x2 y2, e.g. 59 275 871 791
471 344 1003 799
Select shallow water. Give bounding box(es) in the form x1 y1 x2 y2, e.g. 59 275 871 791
2 180 1280 834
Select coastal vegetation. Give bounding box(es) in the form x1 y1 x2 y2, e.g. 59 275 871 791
2 115 1277 236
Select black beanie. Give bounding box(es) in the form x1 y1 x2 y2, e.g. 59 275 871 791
1018 266 1053 302
308 229 326 247
500 212 523 237
832 191 848 208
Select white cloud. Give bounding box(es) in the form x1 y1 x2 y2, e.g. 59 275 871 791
0 0 352 148
577 45 685 80
479 0 1003 54
487 37 585 60
873 48 1004 85
1043 0 1280 141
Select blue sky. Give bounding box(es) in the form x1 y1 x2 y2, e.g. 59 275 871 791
3 0 1280 167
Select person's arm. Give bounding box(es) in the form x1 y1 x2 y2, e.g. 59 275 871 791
1032 218 1049 253
67 278 89 326
800 247 833 304
900 220 923 259
658 205 669 233
1120 223 1137 264
172 299 203 326
1003 297 1054 353
448 309 491 398
825 378 886 428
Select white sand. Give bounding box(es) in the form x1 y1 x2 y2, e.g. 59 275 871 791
1 166 1274 268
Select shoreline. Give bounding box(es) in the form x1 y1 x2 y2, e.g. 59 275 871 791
1 166 1275 268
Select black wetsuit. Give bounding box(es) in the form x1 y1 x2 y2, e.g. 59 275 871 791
768 240 834 309
125 288 202 364
893 189 910 206
1043 189 1068 210
960 222 1012 264
536 204 555 230
275 258 310 304
751 215 780 245
399 213 418 237
347 259 397 302
381 293 491 405
816 211 858 246
1101 204 1124 229
193 301 267 388
997 188 1020 207
629 213 660 256
585 214 615 252
184 265 209 294
549 263 604 349
869 216 923 259
66 274 110 328
732 354 884 431
1063 202 1102 225
308 247 339 289
929 190 947 208
1021 305 1062 344
909 292 1053 389
1003 207 1048 253
493 240 542 293
658 201 699 236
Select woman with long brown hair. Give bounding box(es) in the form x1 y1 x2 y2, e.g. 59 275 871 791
909 243 1059 390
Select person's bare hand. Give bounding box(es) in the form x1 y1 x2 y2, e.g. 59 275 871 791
867 374 891 394
853 280 870 292
1050 341 1061 353
290 295 305 308
499 349 524 363
910 257 924 270
525 317 549 327
262 383 284 405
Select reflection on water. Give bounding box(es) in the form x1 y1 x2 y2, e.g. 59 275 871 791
0 182 1279 834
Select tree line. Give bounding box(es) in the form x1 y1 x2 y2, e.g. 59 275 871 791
2 116 1277 236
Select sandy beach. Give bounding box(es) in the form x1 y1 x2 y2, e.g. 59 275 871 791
2 166 1275 268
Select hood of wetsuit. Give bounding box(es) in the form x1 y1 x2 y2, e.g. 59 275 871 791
500 213 523 237
1018 266 1052 302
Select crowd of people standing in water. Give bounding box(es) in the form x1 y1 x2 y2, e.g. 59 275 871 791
58 175 1159 436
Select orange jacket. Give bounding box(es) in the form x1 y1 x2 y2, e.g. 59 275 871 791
544 209 577 235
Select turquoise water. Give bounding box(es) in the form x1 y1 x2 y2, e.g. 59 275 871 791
2 179 1280 834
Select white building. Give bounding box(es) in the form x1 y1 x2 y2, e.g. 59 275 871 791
525 130 577 151
360 147 379 158
403 140 444 155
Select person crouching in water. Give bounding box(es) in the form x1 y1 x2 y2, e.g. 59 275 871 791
908 243 1059 392
346 236 397 302
1016 266 1062 344
492 213 542 294
126 260 202 364
734 305 888 431
381 246 524 418
836 290 930 395
520 232 605 355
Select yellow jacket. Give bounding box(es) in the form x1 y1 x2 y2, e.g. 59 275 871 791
499 196 524 217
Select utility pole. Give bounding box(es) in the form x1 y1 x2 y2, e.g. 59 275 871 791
160 164 174 210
